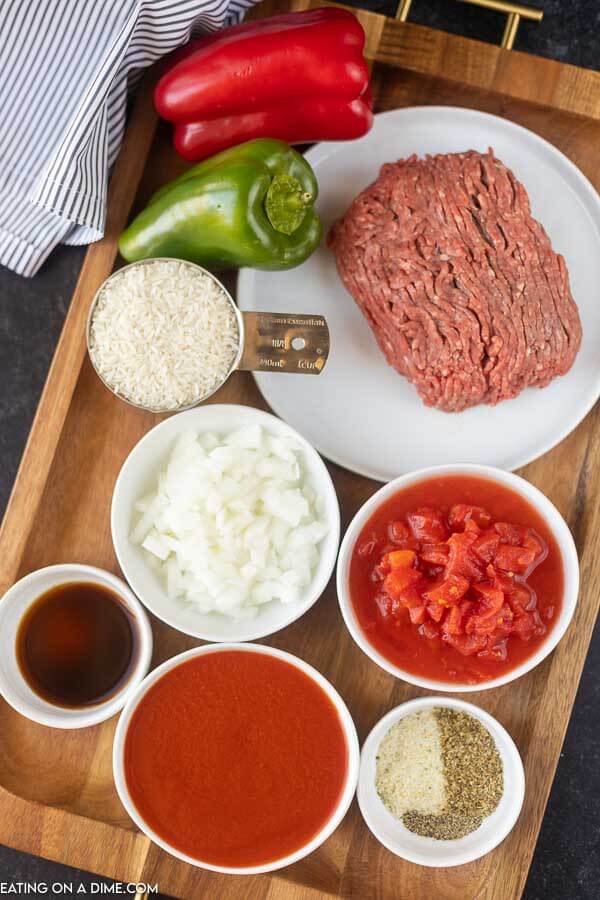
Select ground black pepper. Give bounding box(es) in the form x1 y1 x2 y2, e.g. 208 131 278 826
403 811 483 840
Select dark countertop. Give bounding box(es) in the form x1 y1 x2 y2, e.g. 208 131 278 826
0 1 598 896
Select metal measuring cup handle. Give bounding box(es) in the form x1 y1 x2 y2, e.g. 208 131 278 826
236 312 329 376
86 259 331 412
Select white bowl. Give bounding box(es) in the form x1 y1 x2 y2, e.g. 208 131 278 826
113 642 360 874
0 564 153 729
358 696 525 867
337 464 579 692
111 404 340 642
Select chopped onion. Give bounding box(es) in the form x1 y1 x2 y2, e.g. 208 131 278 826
131 426 328 619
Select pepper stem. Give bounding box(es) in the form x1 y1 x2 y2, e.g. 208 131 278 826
265 175 313 236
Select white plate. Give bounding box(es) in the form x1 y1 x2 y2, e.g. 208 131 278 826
237 107 600 481
358 696 525 867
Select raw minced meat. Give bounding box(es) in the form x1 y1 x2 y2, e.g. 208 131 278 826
328 149 582 412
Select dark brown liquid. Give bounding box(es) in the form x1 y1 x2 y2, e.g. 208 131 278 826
16 582 137 708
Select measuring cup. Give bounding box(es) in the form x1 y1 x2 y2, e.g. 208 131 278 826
86 258 330 413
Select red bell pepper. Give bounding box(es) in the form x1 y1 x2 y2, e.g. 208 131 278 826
174 92 373 162
155 8 372 161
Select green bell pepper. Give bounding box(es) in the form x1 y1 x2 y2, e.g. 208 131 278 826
118 138 322 270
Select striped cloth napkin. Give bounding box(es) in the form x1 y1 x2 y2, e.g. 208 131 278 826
0 0 258 277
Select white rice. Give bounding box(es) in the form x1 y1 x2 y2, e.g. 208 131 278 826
88 260 239 410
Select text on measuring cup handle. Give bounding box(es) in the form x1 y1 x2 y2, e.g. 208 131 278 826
238 312 330 375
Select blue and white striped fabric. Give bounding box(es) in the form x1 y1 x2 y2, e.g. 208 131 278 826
0 0 258 277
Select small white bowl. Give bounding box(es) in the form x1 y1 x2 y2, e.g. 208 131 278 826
0 564 153 729
113 642 360 874
358 696 525 867
337 464 579 692
111 404 340 642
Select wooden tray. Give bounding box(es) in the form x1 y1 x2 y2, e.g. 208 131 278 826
2 2 600 897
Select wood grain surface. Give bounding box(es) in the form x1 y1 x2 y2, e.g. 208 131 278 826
0 4 599 898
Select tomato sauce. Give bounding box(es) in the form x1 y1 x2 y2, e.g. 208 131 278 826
349 475 564 685
124 651 348 867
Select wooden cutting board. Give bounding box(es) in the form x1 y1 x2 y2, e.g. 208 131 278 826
1 2 600 897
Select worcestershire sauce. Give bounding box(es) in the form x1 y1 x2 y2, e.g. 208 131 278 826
16 582 137 708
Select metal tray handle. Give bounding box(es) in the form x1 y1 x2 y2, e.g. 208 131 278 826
396 0 543 50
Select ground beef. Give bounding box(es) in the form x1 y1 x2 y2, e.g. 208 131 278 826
328 149 582 412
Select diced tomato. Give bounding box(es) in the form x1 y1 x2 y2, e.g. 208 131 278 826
385 549 416 570
469 601 513 637
465 616 494 636
422 574 469 607
383 567 422 599
495 603 514 635
445 531 484 581
363 488 556 679
464 518 481 534
388 521 419 549
408 605 426 625
443 632 487 656
449 504 492 530
506 583 535 614
443 604 464 636
420 543 450 566
407 507 448 543
472 582 504 604
397 586 424 610
419 620 440 640
459 598 476 619
487 566 514 592
512 612 536 640
523 530 546 561
472 530 501 564
472 583 504 611
426 601 445 623
494 522 527 546
494 544 537 575
465 583 504 636
440 600 471 636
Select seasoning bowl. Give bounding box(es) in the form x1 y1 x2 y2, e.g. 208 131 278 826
113 642 360 874
358 696 525 867
111 404 340 642
86 258 330 414
0 564 153 729
337 464 579 692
